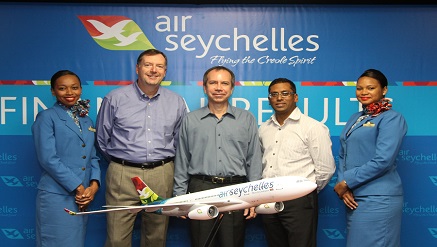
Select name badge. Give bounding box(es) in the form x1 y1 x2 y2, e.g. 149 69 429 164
363 122 375 127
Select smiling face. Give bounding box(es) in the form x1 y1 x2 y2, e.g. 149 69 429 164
356 76 388 106
268 82 298 117
51 74 82 107
203 68 234 105
136 53 167 87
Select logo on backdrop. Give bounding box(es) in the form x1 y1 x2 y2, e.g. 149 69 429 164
0 205 18 216
0 152 18 164
403 201 437 216
430 176 437 186
78 15 320 66
1 176 37 188
398 149 437 165
1 176 23 187
1 229 24 240
78 16 155 50
322 229 345 240
429 228 437 238
1 228 35 240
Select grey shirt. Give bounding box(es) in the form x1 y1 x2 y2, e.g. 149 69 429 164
173 105 263 196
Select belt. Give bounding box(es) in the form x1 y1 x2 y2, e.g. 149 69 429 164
191 175 247 184
111 156 174 169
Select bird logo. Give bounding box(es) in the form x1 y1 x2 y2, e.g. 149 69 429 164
78 15 155 50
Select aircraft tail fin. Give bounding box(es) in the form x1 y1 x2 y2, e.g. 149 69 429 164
131 176 165 204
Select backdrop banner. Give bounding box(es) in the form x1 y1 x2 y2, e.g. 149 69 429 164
1 3 436 246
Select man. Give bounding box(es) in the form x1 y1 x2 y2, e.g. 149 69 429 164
173 66 263 247
96 49 187 247
259 78 335 247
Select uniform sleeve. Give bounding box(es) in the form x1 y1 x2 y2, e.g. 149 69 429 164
32 111 82 192
344 112 407 190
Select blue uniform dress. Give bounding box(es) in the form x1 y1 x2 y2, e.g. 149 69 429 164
337 109 407 247
32 103 101 247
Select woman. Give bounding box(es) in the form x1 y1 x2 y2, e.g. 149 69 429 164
334 69 407 247
32 70 101 247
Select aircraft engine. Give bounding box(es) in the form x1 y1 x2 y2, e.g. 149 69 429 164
188 205 219 220
254 202 284 214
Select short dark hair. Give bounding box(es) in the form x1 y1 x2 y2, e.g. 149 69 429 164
359 69 388 89
202 66 235 87
136 49 167 66
268 78 297 94
50 70 81 90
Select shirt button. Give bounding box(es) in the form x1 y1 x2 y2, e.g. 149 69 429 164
81 167 86 171
82 143 86 147
82 156 86 159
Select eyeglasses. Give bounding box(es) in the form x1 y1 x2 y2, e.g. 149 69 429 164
268 91 296 98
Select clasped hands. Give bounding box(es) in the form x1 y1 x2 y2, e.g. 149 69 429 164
75 181 99 212
334 180 358 210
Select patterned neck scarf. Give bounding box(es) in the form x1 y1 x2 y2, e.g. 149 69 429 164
347 98 392 136
70 99 90 117
58 99 90 130
363 98 392 117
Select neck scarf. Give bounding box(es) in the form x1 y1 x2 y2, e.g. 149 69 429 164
347 98 392 136
58 99 90 130
363 98 392 117
70 99 90 117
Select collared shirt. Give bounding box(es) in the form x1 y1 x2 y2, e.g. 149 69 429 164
259 107 335 193
173 105 263 196
96 82 187 163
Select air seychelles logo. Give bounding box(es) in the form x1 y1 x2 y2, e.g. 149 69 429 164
78 16 154 50
78 14 320 63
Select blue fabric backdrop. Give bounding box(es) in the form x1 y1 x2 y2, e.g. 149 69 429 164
1 3 436 246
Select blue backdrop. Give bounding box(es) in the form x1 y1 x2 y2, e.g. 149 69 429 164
1 3 436 246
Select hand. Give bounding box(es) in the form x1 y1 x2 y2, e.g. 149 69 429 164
75 181 99 211
243 207 257 220
334 180 348 199
75 184 85 200
75 184 86 211
334 180 358 210
342 190 358 210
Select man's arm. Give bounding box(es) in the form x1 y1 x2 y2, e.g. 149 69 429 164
173 117 190 196
309 123 336 192
95 97 112 162
245 114 263 182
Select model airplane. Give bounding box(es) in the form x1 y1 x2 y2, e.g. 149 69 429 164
64 175 316 220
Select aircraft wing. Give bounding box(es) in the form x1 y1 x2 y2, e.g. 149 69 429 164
64 198 243 216
64 205 151 215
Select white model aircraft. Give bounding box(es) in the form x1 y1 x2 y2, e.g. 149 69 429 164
65 175 316 220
